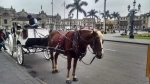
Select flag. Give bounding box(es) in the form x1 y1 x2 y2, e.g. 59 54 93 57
41 5 42 10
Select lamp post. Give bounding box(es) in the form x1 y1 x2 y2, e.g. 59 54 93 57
55 18 58 30
68 13 74 30
50 0 53 32
103 0 107 34
128 0 141 39
62 1 66 31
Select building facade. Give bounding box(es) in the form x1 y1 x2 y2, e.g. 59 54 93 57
60 18 96 30
119 14 149 30
0 6 61 29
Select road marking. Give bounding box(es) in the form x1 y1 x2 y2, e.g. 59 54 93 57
104 49 116 52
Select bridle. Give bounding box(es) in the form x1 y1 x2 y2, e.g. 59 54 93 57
91 36 103 53
77 30 104 65
78 30 103 54
78 30 96 44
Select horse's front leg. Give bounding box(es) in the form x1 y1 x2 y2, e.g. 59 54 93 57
66 55 72 84
54 52 59 73
50 50 55 73
72 58 78 82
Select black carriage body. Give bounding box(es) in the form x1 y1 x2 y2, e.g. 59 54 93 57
24 38 48 48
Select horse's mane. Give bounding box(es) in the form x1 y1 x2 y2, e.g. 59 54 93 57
69 29 103 40
79 29 103 40
94 29 103 40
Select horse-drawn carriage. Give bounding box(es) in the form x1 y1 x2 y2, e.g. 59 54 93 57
5 22 104 83
6 25 51 65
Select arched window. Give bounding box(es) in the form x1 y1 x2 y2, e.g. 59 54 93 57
4 19 7 24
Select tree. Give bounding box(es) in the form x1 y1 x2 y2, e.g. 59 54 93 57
95 0 99 3
111 12 120 29
87 9 98 18
100 10 112 33
87 9 98 28
111 12 120 20
66 0 88 20
100 10 111 19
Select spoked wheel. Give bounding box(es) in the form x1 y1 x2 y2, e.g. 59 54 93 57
43 49 50 60
16 44 24 65
6 34 13 56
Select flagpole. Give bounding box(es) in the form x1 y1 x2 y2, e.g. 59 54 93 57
50 0 53 32
41 5 42 11
52 0 53 23
63 1 66 30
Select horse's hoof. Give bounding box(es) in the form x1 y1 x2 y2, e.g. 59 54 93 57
52 71 55 74
73 78 78 82
55 70 59 73
66 80 72 84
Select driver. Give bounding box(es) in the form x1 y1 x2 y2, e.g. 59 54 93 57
26 15 38 28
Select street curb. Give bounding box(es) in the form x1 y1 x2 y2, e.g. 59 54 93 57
104 39 149 45
2 51 44 84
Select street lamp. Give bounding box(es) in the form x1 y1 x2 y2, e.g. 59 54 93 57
103 0 107 34
68 13 74 30
55 18 58 30
50 0 53 32
127 0 141 39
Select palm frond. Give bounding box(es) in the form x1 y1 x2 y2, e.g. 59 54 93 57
93 15 98 19
79 1 88 6
86 15 91 17
79 8 87 16
100 13 105 18
66 4 75 9
69 8 76 14
95 0 99 3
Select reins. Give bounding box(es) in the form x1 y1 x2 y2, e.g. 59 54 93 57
81 56 96 65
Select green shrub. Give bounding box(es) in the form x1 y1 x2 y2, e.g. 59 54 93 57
137 34 142 37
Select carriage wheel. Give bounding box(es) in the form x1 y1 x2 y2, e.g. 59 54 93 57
43 49 50 60
16 44 24 65
6 34 13 56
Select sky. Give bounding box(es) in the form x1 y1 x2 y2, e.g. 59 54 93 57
0 0 150 19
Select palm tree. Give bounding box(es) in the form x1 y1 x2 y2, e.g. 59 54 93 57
66 0 88 20
100 10 112 33
87 9 98 28
111 12 120 20
111 12 120 30
95 0 99 3
87 9 98 18
101 10 111 19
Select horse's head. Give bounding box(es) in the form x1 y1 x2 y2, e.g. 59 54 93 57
78 29 104 59
90 30 104 59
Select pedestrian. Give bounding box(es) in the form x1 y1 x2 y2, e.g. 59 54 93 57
0 29 7 51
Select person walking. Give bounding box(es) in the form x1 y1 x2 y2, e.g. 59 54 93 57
0 29 7 51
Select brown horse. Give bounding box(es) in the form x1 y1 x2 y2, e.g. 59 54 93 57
48 29 104 84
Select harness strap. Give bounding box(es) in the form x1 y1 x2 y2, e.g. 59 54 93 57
81 56 96 65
